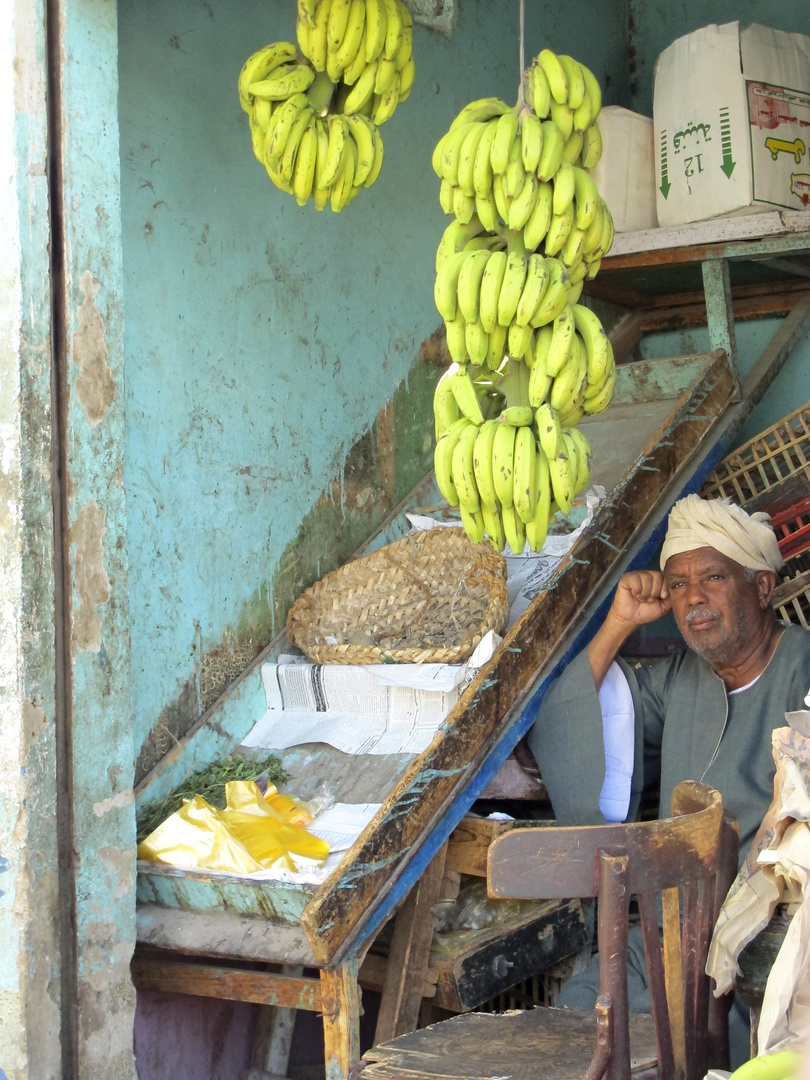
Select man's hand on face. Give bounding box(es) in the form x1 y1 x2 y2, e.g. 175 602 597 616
611 570 673 629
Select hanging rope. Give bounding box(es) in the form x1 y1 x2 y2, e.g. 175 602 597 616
518 0 526 107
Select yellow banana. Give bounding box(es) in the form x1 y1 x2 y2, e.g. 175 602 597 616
478 250 508 335
492 174 510 224
572 165 599 229
475 190 499 233
363 121 385 187
374 54 398 95
330 138 357 211
318 112 349 188
238 41 299 111
444 315 468 364
436 217 486 271
485 321 508 371
537 120 565 182
563 129 584 165
343 59 377 113
327 0 353 52
582 197 606 258
503 135 527 202
393 0 413 69
546 305 575 377
507 322 533 361
440 122 477 186
561 430 581 497
481 501 506 552
567 280 584 307
550 332 587 415
465 319 489 366
544 201 574 257
434 251 468 322
528 60 551 119
450 96 512 131
490 110 520 175
365 0 388 62
397 53 414 105
572 90 594 135
513 425 538 524
312 116 331 204
580 120 603 169
473 419 500 512
572 303 610 385
265 93 310 165
520 110 544 174
497 248 528 327
538 49 568 104
453 185 476 224
449 366 485 424
381 0 402 60
292 118 318 204
452 422 481 512
550 98 574 140
372 77 400 125
525 448 552 551
333 0 366 75
531 257 571 326
567 426 593 494
552 159 576 217
439 177 455 215
528 325 553 406
278 103 315 184
434 417 472 505
536 401 563 459
501 503 526 554
548 447 574 514
249 107 269 162
523 179 553 251
308 0 332 71
508 172 539 231
581 65 602 120
342 25 369 83
727 1052 801 1080
458 122 489 197
583 364 616 415
345 113 376 185
492 422 517 509
558 55 586 109
585 255 602 279
457 248 492 325
472 121 498 199
562 227 586 269
515 253 549 327
433 368 461 438
459 504 486 545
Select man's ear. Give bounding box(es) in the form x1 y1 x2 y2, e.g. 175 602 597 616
757 571 777 609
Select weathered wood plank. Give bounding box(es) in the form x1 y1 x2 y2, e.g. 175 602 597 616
320 960 361 1080
130 955 322 1010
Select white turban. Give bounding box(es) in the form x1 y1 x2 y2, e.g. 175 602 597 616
660 494 783 574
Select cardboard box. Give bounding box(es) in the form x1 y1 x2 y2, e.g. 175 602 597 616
590 106 657 232
653 22 810 225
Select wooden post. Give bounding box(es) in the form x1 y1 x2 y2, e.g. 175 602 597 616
321 958 362 1080
702 259 739 399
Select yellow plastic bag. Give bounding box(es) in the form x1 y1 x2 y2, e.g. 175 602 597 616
137 782 329 874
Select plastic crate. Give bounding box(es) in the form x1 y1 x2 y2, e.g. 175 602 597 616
701 401 810 505
771 496 810 563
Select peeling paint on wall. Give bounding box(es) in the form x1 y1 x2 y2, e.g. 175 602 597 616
71 270 115 427
70 500 110 658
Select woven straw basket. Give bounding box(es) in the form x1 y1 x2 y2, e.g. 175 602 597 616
286 527 509 665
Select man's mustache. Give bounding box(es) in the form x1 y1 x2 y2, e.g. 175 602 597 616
685 607 719 625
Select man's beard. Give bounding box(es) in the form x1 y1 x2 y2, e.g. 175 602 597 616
682 605 748 668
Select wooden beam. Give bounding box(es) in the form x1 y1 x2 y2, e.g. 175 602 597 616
742 293 810 407
130 955 322 1010
320 960 361 1080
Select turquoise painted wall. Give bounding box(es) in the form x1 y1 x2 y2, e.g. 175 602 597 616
117 0 627 762
626 0 810 115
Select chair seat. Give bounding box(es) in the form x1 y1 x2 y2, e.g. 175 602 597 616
361 1007 660 1080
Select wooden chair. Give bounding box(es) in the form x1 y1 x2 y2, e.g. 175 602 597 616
360 781 739 1080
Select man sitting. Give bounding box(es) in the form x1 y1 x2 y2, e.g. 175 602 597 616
527 493 810 1063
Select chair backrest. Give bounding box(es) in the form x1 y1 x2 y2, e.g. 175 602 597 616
487 781 739 1080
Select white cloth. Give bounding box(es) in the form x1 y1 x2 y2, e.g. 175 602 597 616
597 661 635 823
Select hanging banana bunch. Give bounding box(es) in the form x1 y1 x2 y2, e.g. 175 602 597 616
430 48 617 553
239 0 415 210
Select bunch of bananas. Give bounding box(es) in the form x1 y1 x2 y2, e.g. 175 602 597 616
238 0 414 210
430 47 616 553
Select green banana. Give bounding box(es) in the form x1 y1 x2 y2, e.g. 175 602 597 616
562 227 586 269
434 252 468 322
475 189 500 233
580 121 603 169
548 447 574 514
546 305 575 377
550 331 587 415
538 49 568 105
508 172 539 231
563 129 584 165
507 322 533 361
567 425 593 494
552 159 576 217
441 122 478 186
458 122 489 197
444 314 468 364
465 319 489 366
581 65 602 119
727 1052 801 1080
434 417 472 506
550 98 574 140
292 118 318 205
583 364 616 415
528 60 551 119
520 110 544 174
500 405 535 427
485 321 508 371
435 217 486 271
572 166 599 229
472 121 499 199
453 185 477 225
